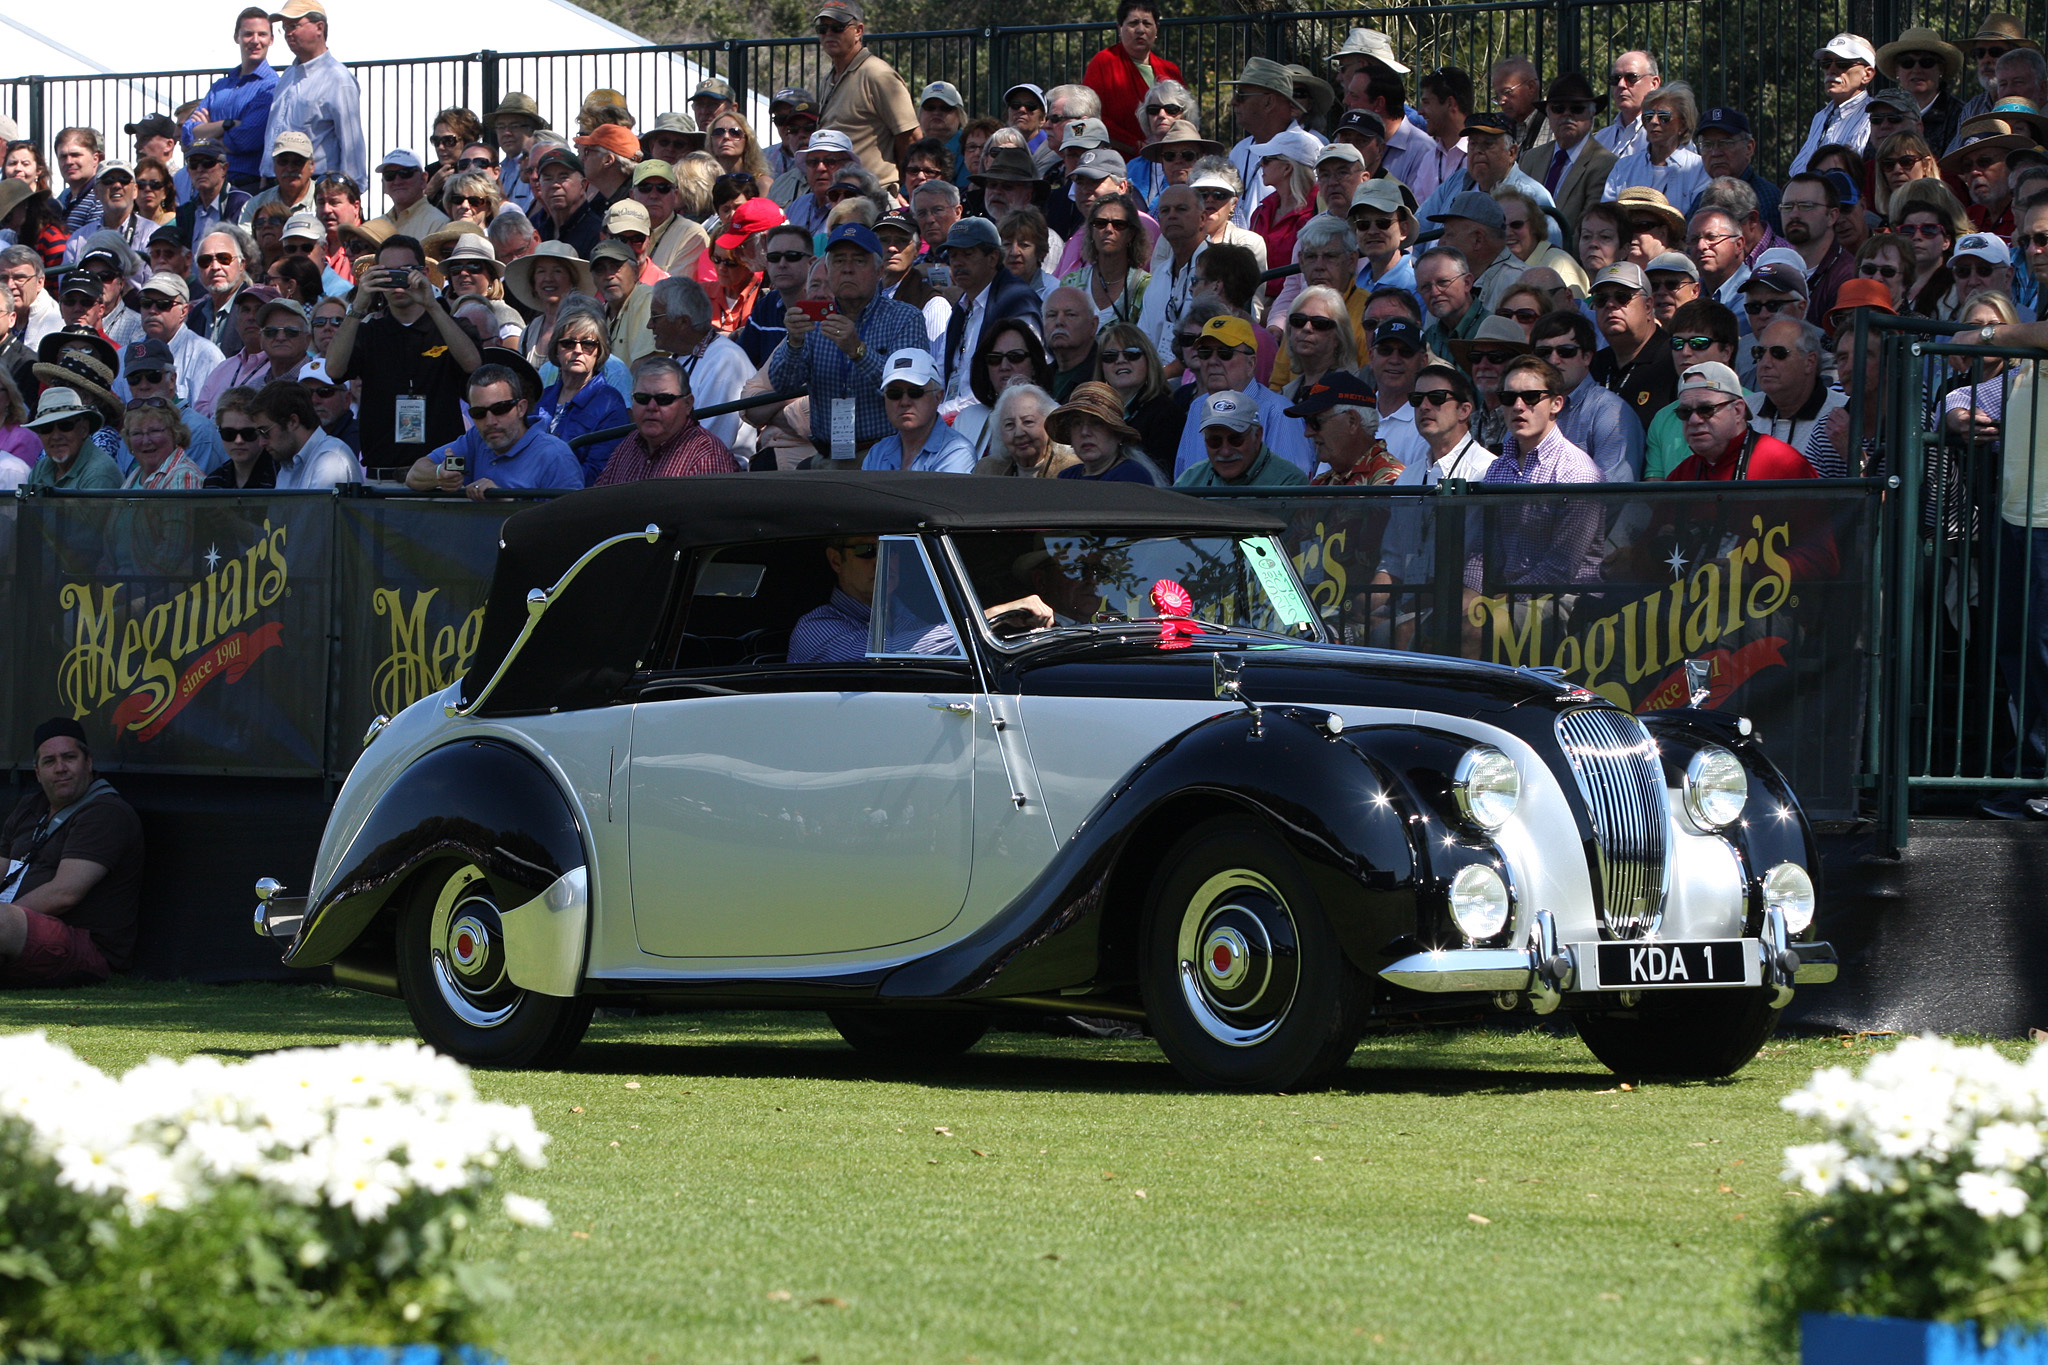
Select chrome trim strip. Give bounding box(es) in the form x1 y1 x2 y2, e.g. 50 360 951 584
497 866 588 999
447 523 664 718
1378 948 1536 994
1794 942 1840 985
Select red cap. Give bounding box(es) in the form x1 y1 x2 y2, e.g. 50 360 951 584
715 197 787 250
573 124 642 161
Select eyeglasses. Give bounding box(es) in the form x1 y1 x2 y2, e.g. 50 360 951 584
1371 341 1419 357
1092 218 1134 233
306 384 343 399
1148 102 1186 117
1895 222 1951 238
1411 388 1462 407
635 181 677 195
1195 189 1233 205
1609 70 1650 84
1467 348 1520 365
40 416 87 434
220 424 262 442
1868 111 1914 128
261 325 304 339
1743 296 1799 315
1879 155 1927 173
455 157 495 171
1690 231 1740 249
1818 58 1864 73
134 179 165 193
1287 313 1339 332
1158 149 1199 164
1893 54 1944 70
632 390 685 406
1671 335 1719 353
882 384 932 401
1192 343 1251 361
1203 427 1258 448
1640 109 1680 124
431 134 462 148
804 156 849 169
825 185 861 202
311 314 344 327
815 18 849 32
832 542 878 559
381 167 421 180
60 292 99 307
1499 388 1555 407
1547 101 1595 116
1677 398 1741 421
452 194 496 210
1533 343 1583 360
557 336 602 352
1752 344 1797 361
1976 45 2015 61
1858 262 1901 280
1417 273 1469 292
985 348 1033 365
1495 306 1540 324
187 157 222 170
1779 199 1831 215
1103 346 1150 363
139 297 182 313
1006 101 1040 113
1590 290 1638 309
1952 258 2005 278
1502 218 1530 234
447 260 492 275
467 398 521 419
273 156 309 171
1649 276 1694 294
2018 232 2048 250
764 250 810 264
127 369 167 385
1350 215 1395 232
1962 153 2008 174
711 127 746 140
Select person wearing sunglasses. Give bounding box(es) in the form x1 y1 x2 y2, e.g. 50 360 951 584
811 0 920 191
1601 83 1708 209
114 336 226 477
1131 93 1206 207
1524 74 1617 243
1174 388 1307 487
1529 308 1644 481
259 0 367 186
361 149 450 243
201 386 276 488
240 130 319 230
1593 52 1663 161
1876 29 1967 159
1663 357 1823 490
1852 232 1919 312
1168 313 1314 479
1643 249 1701 327
591 354 740 484
406 361 580 498
1728 258 1813 383
860 348 974 472
1588 262 1680 434
1748 316 1841 456
22 386 118 489
1788 34 1878 176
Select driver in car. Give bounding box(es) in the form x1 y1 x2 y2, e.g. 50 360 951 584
788 536 1056 663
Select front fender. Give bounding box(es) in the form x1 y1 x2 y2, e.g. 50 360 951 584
285 740 590 993
879 706 1419 1001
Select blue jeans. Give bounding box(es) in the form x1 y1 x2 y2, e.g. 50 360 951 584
1987 521 2048 813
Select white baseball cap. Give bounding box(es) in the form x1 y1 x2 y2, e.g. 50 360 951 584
1251 129 1324 169
1953 232 2011 266
1816 33 1877 66
804 129 855 157
881 347 941 391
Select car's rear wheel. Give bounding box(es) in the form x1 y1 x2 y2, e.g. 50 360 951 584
827 1009 991 1061
1140 814 1363 1091
1573 988 1782 1079
395 861 593 1068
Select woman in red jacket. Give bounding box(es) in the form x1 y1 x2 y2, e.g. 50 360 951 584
1083 0 1185 157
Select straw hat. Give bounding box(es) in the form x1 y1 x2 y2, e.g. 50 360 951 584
421 218 486 263
491 92 552 131
24 386 105 435
1965 13 2038 54
33 346 122 426
1140 120 1224 161
1045 381 1141 446
504 240 594 311
430 234 501 288
338 218 396 255
1939 103 2048 175
1612 185 1688 239
1449 315 1535 368
1877 28 1965 83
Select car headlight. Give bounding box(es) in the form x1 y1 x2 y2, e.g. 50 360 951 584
1683 744 1749 830
1453 746 1520 830
1448 864 1511 941
1762 861 1816 935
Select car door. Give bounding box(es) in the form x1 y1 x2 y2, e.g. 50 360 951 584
627 536 979 960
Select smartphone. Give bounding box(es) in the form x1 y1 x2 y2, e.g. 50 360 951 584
793 298 833 322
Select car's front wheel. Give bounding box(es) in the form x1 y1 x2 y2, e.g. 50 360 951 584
395 861 594 1068
1573 988 1782 1079
1140 815 1363 1091
826 1009 991 1061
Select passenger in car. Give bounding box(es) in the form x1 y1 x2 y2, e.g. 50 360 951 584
787 535 1055 663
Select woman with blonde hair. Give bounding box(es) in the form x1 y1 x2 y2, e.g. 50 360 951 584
1277 285 1356 397
1062 190 1150 327
705 111 773 197
122 404 206 489
442 169 503 226
1094 319 1183 468
972 384 1079 477
535 295 629 485
673 152 721 225
1871 131 1941 218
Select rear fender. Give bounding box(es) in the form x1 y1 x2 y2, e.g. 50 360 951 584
285 740 589 995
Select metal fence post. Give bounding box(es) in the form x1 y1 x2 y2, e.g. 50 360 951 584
1261 14 1281 61
727 41 750 113
988 28 1006 118
479 50 499 121
1554 0 1581 87
26 77 44 156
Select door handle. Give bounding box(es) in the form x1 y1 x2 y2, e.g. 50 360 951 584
929 701 973 715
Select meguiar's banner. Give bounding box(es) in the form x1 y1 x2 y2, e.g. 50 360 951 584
6 484 1880 818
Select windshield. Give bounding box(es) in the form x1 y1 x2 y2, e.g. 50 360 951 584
948 532 1323 641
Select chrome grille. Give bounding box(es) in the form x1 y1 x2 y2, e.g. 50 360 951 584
1555 708 1668 939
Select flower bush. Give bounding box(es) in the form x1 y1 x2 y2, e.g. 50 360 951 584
1761 1035 2048 1346
0 1032 552 1363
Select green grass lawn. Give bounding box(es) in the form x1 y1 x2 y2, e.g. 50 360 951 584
0 980 1901 1364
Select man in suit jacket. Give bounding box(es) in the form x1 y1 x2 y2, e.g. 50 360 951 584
938 216 1042 405
1519 74 1616 243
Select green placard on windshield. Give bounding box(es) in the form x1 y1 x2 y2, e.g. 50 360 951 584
1244 538 1316 630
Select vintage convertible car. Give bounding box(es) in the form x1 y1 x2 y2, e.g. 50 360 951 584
255 475 1837 1090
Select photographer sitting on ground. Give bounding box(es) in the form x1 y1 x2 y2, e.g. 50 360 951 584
0 718 144 988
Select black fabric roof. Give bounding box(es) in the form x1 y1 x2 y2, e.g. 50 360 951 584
462 474 1284 713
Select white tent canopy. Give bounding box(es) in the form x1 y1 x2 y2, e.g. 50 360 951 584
0 0 769 208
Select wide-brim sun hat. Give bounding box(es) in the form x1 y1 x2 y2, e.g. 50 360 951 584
24 385 105 435
1045 381 1142 446
1140 121 1224 161
504 240 595 312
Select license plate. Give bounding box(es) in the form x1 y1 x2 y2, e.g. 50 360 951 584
1592 940 1749 989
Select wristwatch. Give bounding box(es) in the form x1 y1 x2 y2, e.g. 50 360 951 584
1982 324 2000 345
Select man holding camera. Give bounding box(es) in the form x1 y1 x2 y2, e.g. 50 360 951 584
325 232 481 473
405 363 582 497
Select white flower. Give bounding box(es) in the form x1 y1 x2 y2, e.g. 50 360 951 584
1783 1141 1849 1197
1958 1170 2032 1220
1973 1121 2045 1172
1782 1067 1865 1130
502 1193 553 1229
1839 1156 1895 1194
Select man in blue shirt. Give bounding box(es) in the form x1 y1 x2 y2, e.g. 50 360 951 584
1529 309 1644 480
788 536 1053 663
404 363 582 498
769 223 929 467
864 348 976 471
182 7 280 191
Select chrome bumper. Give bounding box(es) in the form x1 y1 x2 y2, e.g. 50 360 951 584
1380 909 1838 1007
252 877 307 942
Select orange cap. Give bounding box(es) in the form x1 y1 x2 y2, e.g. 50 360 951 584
573 124 642 161
1827 278 1898 322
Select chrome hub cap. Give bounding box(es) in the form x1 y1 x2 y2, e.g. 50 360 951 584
1176 870 1300 1047
428 866 521 1029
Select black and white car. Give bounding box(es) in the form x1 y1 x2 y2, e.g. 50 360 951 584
256 475 1837 1090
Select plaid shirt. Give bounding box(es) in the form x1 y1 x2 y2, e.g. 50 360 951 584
1464 423 1604 593
593 419 739 485
768 292 930 449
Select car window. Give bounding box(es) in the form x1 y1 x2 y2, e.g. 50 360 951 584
659 538 838 670
867 537 965 660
